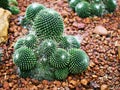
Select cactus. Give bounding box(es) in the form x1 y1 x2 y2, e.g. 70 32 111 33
75 1 91 18
33 9 64 41
68 48 89 74
69 0 83 10
104 0 117 13
25 3 46 21
90 3 103 16
55 68 69 80
59 36 80 50
50 48 70 69
14 38 25 50
20 16 33 29
9 6 20 15
38 39 57 58
17 68 31 78
24 34 37 49
0 0 9 9
13 47 37 71
14 34 37 50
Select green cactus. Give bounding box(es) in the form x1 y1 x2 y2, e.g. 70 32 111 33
75 1 91 18
20 16 33 29
9 6 20 15
69 0 83 10
33 9 64 41
68 48 89 74
90 3 103 16
50 48 70 69
25 3 46 21
14 34 37 50
14 38 25 50
13 47 37 71
18 68 31 78
59 36 80 50
24 34 37 49
104 0 117 13
38 39 57 58
0 0 9 9
55 68 69 80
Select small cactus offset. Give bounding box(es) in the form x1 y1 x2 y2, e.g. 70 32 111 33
14 38 25 50
13 47 37 71
104 0 117 13
90 3 103 16
68 0 117 18
33 9 64 41
24 34 37 49
59 36 80 50
75 1 91 18
14 3 90 81
68 48 89 74
50 48 70 69
38 39 57 58
55 68 69 80
25 3 46 21
14 34 37 50
69 0 83 10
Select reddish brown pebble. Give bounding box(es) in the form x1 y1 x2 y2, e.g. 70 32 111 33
81 79 88 86
3 81 10 89
101 84 109 90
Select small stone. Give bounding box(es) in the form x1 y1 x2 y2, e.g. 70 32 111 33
73 22 78 27
69 80 77 86
54 81 61 87
3 81 10 89
62 82 68 87
89 61 95 67
53 86 58 90
92 75 98 78
93 25 108 35
78 23 85 29
101 84 109 90
80 79 88 86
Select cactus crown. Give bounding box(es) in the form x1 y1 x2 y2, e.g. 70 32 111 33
13 47 37 71
33 9 64 41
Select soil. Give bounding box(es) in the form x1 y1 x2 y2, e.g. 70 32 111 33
0 0 120 90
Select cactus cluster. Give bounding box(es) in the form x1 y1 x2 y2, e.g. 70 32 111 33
13 3 89 81
0 0 20 14
68 0 117 18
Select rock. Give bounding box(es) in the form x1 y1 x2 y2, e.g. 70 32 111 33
81 79 88 86
101 84 109 90
3 81 10 89
62 82 68 87
69 80 77 86
0 8 11 43
93 25 108 35
92 75 98 78
78 23 85 29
